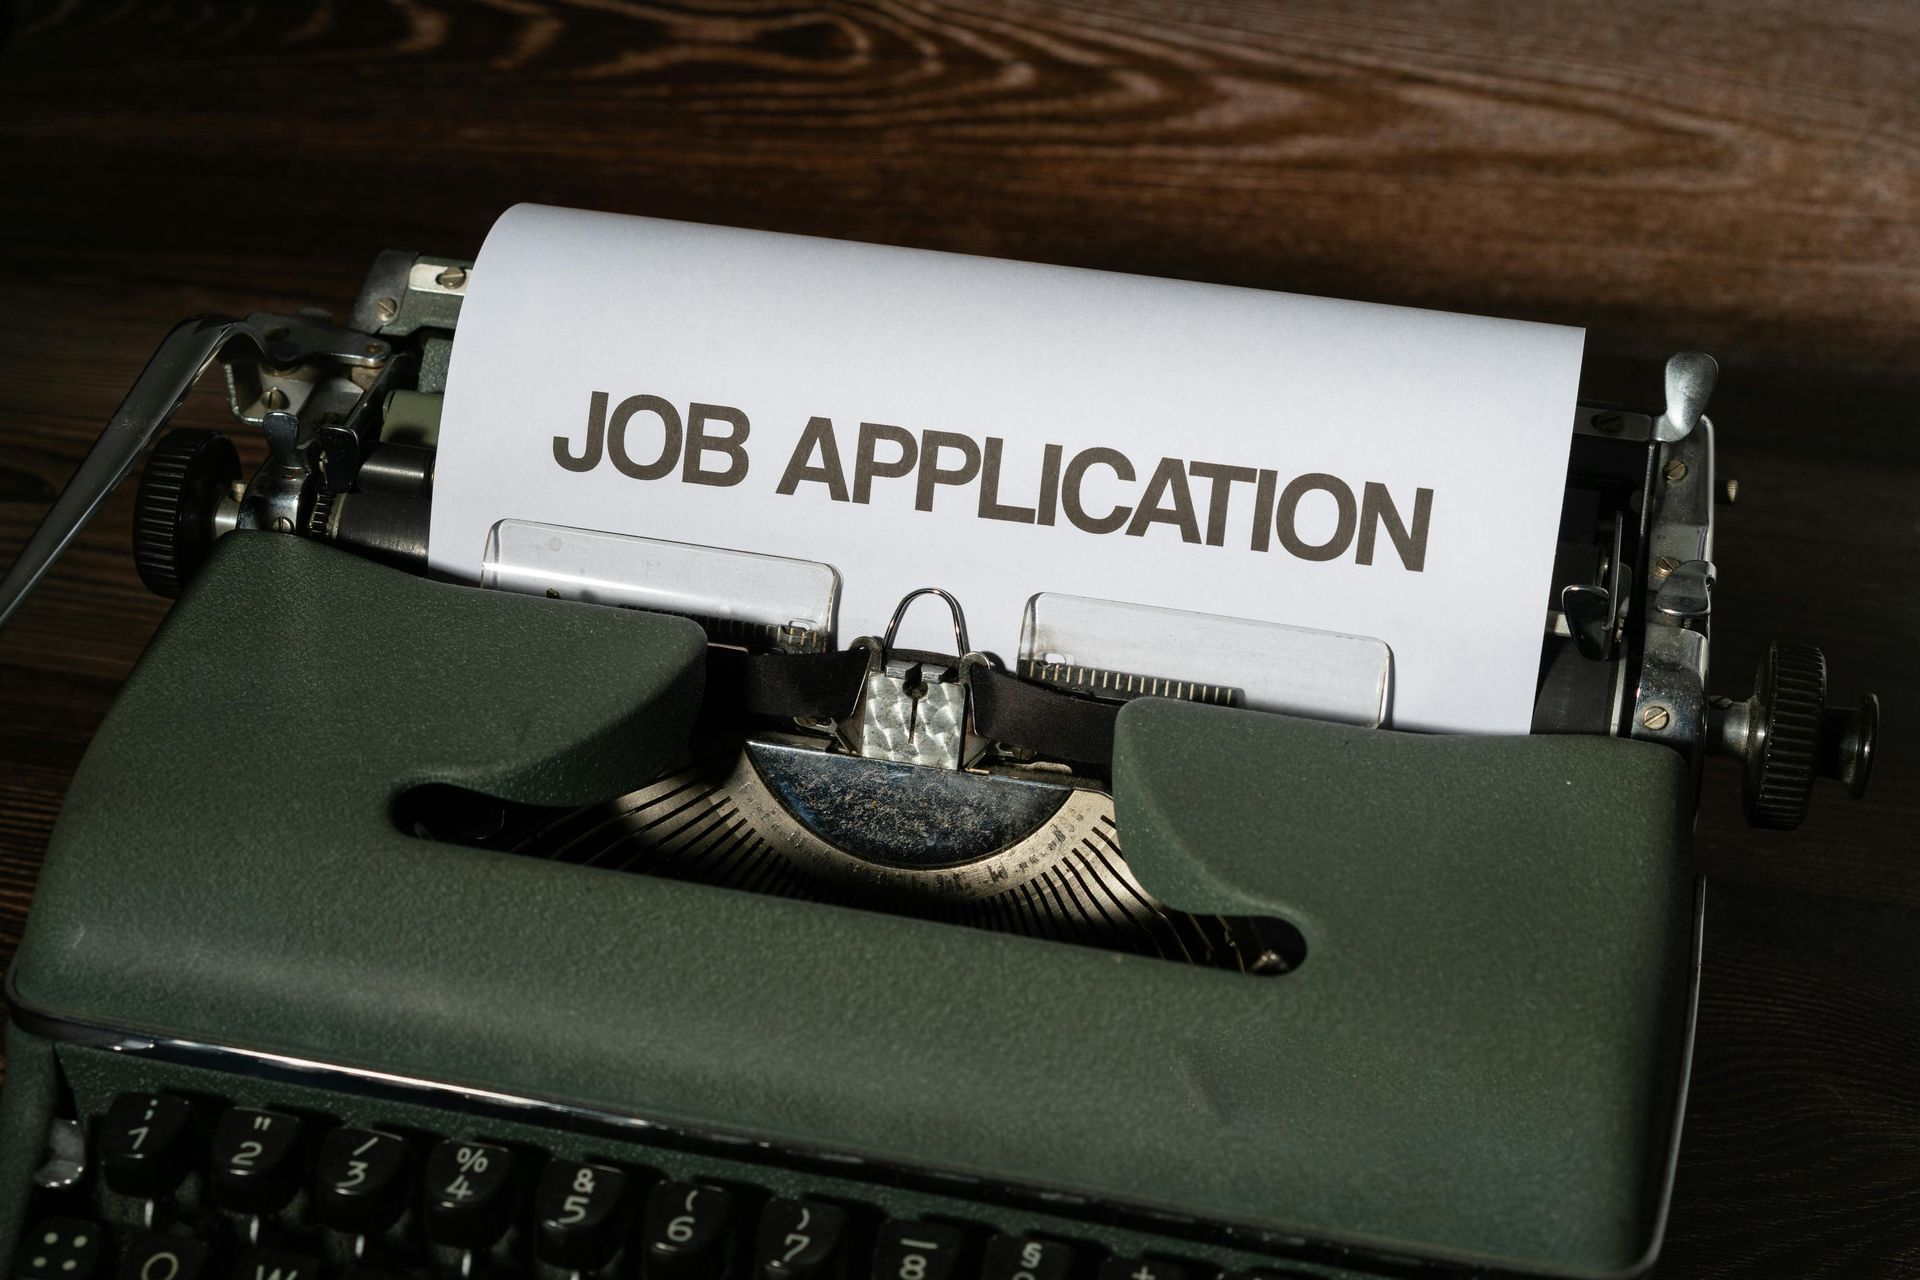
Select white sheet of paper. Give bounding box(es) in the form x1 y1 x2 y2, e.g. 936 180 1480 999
431 204 1583 733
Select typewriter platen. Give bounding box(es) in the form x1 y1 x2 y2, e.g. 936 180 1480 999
0 246 1880 1280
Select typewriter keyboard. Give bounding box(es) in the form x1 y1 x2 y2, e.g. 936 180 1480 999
10 1045 1341 1280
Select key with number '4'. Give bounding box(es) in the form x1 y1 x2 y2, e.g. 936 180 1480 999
423 1139 518 1249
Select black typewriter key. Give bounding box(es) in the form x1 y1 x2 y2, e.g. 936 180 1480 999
116 1233 210 1279
209 1109 306 1215
756 1198 849 1279
871 1222 966 1280
16 1220 108 1279
232 1249 322 1280
640 1181 734 1279
533 1159 629 1270
421 1139 517 1248
1095 1260 1194 1280
99 1093 196 1199
314 1127 411 1235
980 1237 1074 1280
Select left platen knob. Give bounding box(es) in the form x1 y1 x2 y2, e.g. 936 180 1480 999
132 427 240 597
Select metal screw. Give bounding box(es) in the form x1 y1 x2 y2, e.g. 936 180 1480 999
1718 477 1739 505
1590 412 1623 434
260 387 288 411
1653 555 1680 579
435 266 468 290
1664 459 1689 483
1641 704 1672 731
270 516 293 534
374 297 399 323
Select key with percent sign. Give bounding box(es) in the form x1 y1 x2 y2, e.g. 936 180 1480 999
423 1139 518 1250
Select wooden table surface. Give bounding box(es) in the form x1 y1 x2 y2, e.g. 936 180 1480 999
1 2 1916 1275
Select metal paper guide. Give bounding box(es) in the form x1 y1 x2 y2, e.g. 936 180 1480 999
430 204 1584 733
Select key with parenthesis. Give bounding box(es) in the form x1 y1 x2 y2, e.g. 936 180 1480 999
757 1198 850 1279
640 1181 735 1280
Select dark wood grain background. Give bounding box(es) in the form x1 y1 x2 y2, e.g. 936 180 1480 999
1 1 1916 1275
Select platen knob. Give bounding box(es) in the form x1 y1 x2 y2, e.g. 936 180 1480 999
1711 641 1879 830
132 428 240 598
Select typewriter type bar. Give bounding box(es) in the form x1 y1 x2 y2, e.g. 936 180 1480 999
1018 592 1390 727
481 519 839 654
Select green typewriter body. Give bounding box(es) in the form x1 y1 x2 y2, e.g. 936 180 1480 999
0 249 1877 1280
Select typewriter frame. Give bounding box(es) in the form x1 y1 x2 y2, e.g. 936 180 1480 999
1 244 1875 1280
4 532 1699 1279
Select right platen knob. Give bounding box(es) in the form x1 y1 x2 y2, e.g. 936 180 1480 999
1710 641 1878 830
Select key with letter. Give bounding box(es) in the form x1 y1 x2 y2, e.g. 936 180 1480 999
116 1233 211 1279
233 1248 322 1280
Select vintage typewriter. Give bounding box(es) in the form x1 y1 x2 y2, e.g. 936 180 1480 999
0 245 1879 1280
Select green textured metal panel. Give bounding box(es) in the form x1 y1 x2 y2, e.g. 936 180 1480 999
8 534 1696 1277
0 1026 58 1260
1113 698 1697 1276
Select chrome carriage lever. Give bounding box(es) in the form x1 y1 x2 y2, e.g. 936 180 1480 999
0 314 389 632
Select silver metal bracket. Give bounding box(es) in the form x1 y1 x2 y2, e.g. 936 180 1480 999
1631 355 1717 754
0 314 385 633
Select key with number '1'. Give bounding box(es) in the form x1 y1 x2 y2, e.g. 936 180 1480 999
99 1093 196 1200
